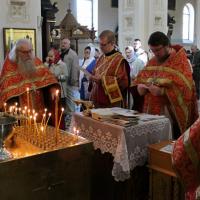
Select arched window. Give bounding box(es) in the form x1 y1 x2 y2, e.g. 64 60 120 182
182 3 194 42
76 0 98 36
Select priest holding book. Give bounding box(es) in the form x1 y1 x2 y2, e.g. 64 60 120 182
89 30 130 108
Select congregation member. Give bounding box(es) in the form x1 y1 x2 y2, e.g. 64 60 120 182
44 48 69 108
86 48 101 74
134 31 198 139
94 48 101 60
125 45 145 80
89 30 130 108
191 45 200 99
79 45 95 100
172 117 200 200
133 38 148 65
0 39 63 127
60 38 80 112
125 45 145 110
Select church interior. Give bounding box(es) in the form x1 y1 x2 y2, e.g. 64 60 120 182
0 0 200 199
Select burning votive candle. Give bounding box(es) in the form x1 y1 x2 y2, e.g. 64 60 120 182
76 129 79 141
58 107 64 130
26 87 30 109
4 103 7 113
55 90 59 131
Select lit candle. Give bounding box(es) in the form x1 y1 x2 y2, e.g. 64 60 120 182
57 108 64 131
9 106 14 115
44 113 51 135
22 110 25 126
30 115 33 128
40 126 44 145
73 127 76 134
34 114 39 137
28 109 30 117
76 129 79 141
4 103 7 113
14 102 18 115
55 90 59 136
44 108 47 125
41 113 46 126
26 87 30 109
45 113 51 127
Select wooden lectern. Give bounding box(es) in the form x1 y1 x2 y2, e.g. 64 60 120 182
148 140 184 200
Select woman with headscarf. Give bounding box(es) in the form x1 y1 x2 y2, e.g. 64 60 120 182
125 46 145 110
79 45 95 100
45 48 69 108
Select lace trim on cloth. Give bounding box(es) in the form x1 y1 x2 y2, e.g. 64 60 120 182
70 114 171 181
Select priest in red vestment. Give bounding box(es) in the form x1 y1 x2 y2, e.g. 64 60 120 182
89 30 130 108
0 39 62 127
172 117 200 200
134 31 198 139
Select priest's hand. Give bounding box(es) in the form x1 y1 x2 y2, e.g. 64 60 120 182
148 84 164 96
89 75 101 83
137 84 149 96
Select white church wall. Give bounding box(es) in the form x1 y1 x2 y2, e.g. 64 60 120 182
52 0 118 58
196 0 200 48
119 0 168 55
98 0 118 34
0 0 42 69
54 0 118 36
170 0 195 48
53 0 77 25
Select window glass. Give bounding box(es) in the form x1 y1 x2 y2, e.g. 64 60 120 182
182 3 194 42
77 0 98 36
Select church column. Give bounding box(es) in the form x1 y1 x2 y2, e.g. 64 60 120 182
196 0 200 47
118 0 168 54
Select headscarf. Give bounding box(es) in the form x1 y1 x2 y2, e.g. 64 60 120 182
49 48 61 65
125 46 136 64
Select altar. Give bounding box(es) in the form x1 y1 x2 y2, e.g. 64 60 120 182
71 111 172 200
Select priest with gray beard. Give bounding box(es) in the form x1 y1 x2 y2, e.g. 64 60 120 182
0 39 64 128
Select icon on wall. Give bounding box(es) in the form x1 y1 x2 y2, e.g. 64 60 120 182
3 28 36 58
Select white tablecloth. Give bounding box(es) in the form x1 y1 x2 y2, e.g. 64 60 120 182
71 113 172 181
